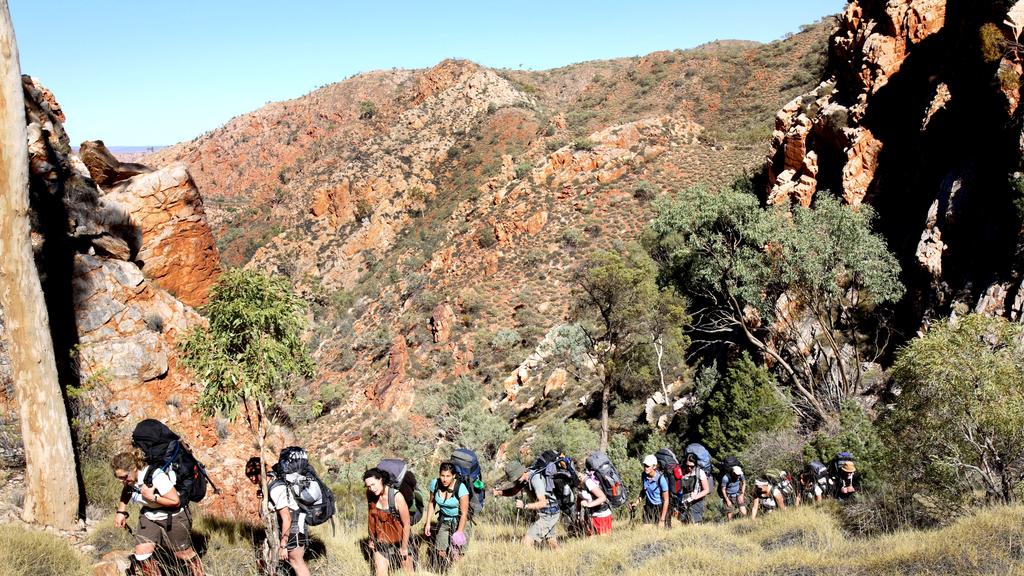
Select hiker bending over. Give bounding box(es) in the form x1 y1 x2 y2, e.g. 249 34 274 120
424 461 470 569
246 457 311 576
835 461 861 502
797 471 823 506
750 477 786 520
719 460 747 520
492 461 561 549
679 453 711 523
112 451 205 576
365 468 414 574
631 455 670 528
576 467 612 535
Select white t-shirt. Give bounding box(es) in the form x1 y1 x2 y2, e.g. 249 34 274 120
580 476 612 518
269 477 307 533
131 466 177 521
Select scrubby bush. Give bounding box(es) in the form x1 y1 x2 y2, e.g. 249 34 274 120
698 353 793 456
477 227 498 248
633 180 658 202
571 138 596 151
489 329 521 351
0 526 89 576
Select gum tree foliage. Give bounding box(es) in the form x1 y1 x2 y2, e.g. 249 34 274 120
887 314 1024 505
697 353 793 456
178 269 313 572
414 377 511 462
570 246 689 450
646 186 903 421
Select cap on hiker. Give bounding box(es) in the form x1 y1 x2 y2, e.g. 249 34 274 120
500 462 528 489
642 455 657 468
732 466 743 476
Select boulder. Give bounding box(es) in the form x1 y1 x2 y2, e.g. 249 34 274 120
79 140 151 187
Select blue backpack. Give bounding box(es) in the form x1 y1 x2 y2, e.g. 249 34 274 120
450 448 485 517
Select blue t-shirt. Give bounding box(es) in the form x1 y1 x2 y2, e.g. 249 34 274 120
642 472 669 505
722 472 745 496
428 478 470 519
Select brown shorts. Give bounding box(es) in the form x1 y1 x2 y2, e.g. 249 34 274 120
135 509 195 552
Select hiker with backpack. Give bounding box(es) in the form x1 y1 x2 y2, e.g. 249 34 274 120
631 454 671 528
718 456 747 520
834 459 861 502
245 451 332 576
678 453 711 524
365 467 415 574
492 460 562 549
111 450 205 576
576 466 612 535
424 461 470 568
797 470 824 505
750 476 786 520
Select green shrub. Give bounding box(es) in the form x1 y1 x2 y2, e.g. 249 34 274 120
477 227 498 248
561 227 584 248
697 353 793 456
980 22 1007 63
514 162 533 180
358 100 376 120
490 329 521 351
571 138 596 151
633 180 658 202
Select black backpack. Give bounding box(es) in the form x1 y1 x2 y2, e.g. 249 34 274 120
654 448 684 506
132 419 216 506
529 450 578 512
378 458 424 525
585 451 628 509
275 447 336 528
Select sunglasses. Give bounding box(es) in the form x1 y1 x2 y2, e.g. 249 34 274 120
115 472 130 482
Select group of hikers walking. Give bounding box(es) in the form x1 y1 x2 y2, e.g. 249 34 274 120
106 419 862 575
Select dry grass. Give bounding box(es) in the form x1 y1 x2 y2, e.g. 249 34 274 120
18 504 1024 575
156 504 1024 576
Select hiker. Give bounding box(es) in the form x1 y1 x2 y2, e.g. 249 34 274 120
750 477 786 520
365 467 415 574
424 461 470 568
835 460 861 502
719 459 747 520
245 456 311 576
111 450 205 576
631 455 670 528
771 469 798 508
491 461 561 549
576 466 612 535
797 470 823 505
678 453 711 524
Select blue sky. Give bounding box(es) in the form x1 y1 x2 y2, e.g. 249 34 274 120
10 1 845 146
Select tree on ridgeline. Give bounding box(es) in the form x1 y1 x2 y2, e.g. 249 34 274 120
645 186 903 422
0 0 80 530
179 268 313 572
887 313 1024 505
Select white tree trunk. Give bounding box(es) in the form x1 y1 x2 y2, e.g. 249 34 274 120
0 0 80 530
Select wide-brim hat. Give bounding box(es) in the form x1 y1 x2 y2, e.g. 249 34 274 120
498 462 528 490
841 461 856 473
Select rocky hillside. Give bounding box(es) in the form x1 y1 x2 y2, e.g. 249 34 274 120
142 23 833 459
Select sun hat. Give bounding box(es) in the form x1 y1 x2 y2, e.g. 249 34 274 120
841 461 856 473
642 455 657 468
498 462 528 490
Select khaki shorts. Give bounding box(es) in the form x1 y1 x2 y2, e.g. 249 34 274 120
136 509 195 552
434 517 470 553
526 512 560 542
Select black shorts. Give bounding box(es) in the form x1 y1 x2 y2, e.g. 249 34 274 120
285 532 309 550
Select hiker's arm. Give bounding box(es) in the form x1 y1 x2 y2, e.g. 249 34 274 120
114 485 132 528
367 504 376 550
587 484 607 509
396 492 412 558
775 491 786 510
659 491 668 523
738 480 746 504
457 494 469 533
278 507 293 550
750 499 759 520
691 473 710 502
424 494 435 536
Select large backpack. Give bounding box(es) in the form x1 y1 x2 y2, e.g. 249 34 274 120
441 448 485 519
654 448 684 505
275 447 336 528
132 419 216 507
767 469 796 507
529 450 577 512
378 458 424 525
585 451 628 509
684 443 715 492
